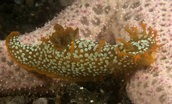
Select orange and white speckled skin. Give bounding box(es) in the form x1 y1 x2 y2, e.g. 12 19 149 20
5 23 159 82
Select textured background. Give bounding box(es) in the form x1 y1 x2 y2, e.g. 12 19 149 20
0 0 74 40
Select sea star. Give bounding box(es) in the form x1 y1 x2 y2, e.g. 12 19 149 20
0 0 114 96
107 0 171 104
0 0 171 104
125 1 172 103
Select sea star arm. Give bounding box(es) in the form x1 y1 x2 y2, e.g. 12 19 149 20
0 0 114 96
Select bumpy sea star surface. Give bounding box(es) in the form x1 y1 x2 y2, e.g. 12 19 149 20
108 0 171 104
119 0 172 104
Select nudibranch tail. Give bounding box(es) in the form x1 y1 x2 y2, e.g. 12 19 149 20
116 22 161 66
6 23 161 82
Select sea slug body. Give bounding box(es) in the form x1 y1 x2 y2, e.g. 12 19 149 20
5 23 161 81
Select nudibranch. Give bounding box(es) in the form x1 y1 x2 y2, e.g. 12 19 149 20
6 23 161 81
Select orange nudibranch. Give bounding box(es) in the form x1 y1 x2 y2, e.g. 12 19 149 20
5 23 161 81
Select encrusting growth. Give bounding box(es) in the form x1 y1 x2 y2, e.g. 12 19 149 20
5 23 161 81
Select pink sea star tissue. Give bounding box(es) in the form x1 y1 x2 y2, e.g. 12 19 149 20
93 0 172 103
121 0 172 104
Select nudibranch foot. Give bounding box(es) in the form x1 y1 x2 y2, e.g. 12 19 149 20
6 23 161 82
